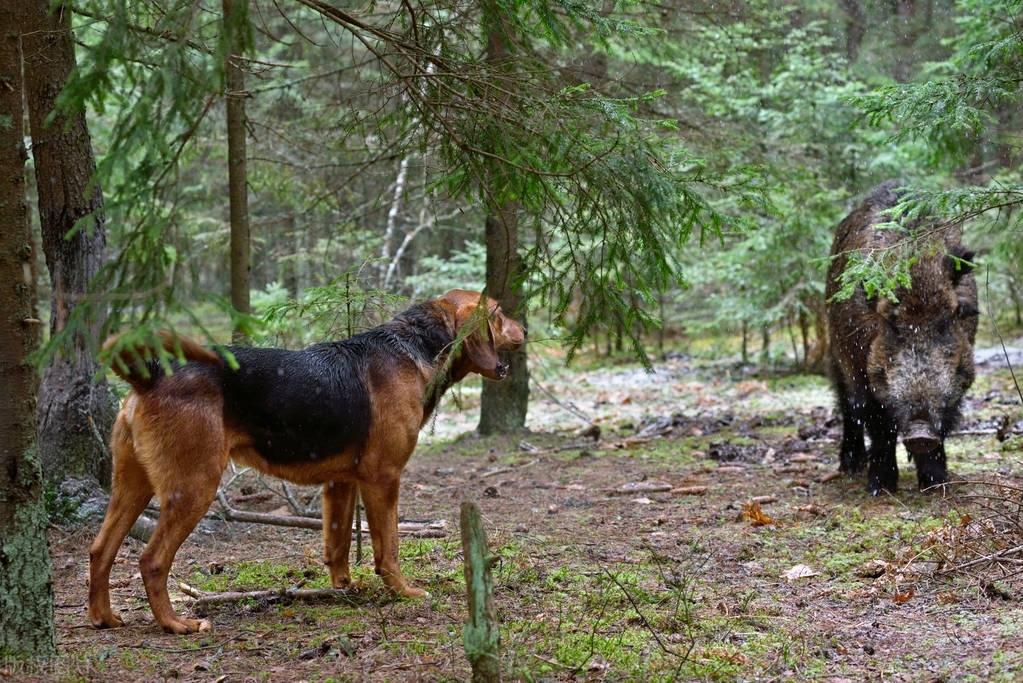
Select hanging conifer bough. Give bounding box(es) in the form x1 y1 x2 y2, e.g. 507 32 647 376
49 0 723 389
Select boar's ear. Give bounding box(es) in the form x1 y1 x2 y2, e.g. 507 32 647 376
946 246 976 284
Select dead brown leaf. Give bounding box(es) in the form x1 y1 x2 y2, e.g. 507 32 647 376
782 564 818 582
892 587 914 604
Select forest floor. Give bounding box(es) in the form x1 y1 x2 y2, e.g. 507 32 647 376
31 343 1023 682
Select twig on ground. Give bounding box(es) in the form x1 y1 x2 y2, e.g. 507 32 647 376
481 458 538 478
178 582 358 607
123 631 253 653
529 367 594 427
280 482 310 516
213 491 446 536
602 567 689 663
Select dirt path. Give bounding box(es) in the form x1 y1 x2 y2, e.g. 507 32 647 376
29 354 1023 682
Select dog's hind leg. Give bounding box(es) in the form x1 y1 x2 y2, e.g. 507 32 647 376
138 415 226 634
322 480 358 589
89 416 154 629
361 478 427 598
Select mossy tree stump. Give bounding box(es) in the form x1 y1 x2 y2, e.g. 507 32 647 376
460 501 500 682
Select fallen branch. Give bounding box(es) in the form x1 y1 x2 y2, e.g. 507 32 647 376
938 543 1023 574
606 481 673 496
672 486 709 496
602 568 688 663
529 370 594 427
231 491 275 505
214 492 446 537
480 458 538 478
952 428 1022 437
178 582 357 608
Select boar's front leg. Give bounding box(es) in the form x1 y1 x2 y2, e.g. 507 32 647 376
836 384 866 474
915 446 949 491
865 402 899 495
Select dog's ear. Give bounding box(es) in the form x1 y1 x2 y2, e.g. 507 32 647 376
454 303 502 379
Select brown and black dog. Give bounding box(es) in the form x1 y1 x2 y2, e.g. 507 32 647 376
88 289 524 634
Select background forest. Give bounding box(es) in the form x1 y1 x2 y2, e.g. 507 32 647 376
60 0 1023 338
3 0 1023 674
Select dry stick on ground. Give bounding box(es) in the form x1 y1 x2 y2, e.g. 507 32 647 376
952 428 1023 437
940 544 1023 573
213 491 447 537
178 582 359 608
602 567 691 665
528 355 595 427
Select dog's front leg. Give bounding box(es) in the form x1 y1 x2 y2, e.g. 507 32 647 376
361 478 428 598
322 480 358 589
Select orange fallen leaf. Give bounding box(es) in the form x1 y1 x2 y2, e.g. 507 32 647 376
893 588 914 604
741 501 775 527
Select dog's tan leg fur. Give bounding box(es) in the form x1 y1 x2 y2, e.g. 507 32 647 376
322 480 358 589
360 478 426 598
135 397 226 634
89 414 154 628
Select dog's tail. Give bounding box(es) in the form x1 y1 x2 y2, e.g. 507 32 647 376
103 330 223 393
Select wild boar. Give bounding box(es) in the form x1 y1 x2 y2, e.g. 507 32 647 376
826 181 978 495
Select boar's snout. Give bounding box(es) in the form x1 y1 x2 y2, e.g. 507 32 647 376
903 421 940 455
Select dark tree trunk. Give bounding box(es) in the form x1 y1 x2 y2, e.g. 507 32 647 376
22 0 114 486
224 0 251 341
892 0 921 81
838 0 866 63
760 325 771 365
799 308 810 370
741 320 749 364
0 18 56 658
805 299 830 374
478 3 528 435
478 205 529 434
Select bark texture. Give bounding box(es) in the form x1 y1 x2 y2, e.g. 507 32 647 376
838 0 866 63
478 4 528 435
0 18 56 658
224 0 251 340
478 205 528 434
21 0 114 486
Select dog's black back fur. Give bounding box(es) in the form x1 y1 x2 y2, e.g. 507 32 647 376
163 302 454 465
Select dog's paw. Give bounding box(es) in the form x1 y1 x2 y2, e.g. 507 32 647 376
161 617 212 635
90 611 125 629
399 585 429 599
332 578 365 593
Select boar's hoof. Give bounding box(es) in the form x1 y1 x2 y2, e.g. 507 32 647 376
839 457 865 475
867 472 898 497
917 471 949 493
